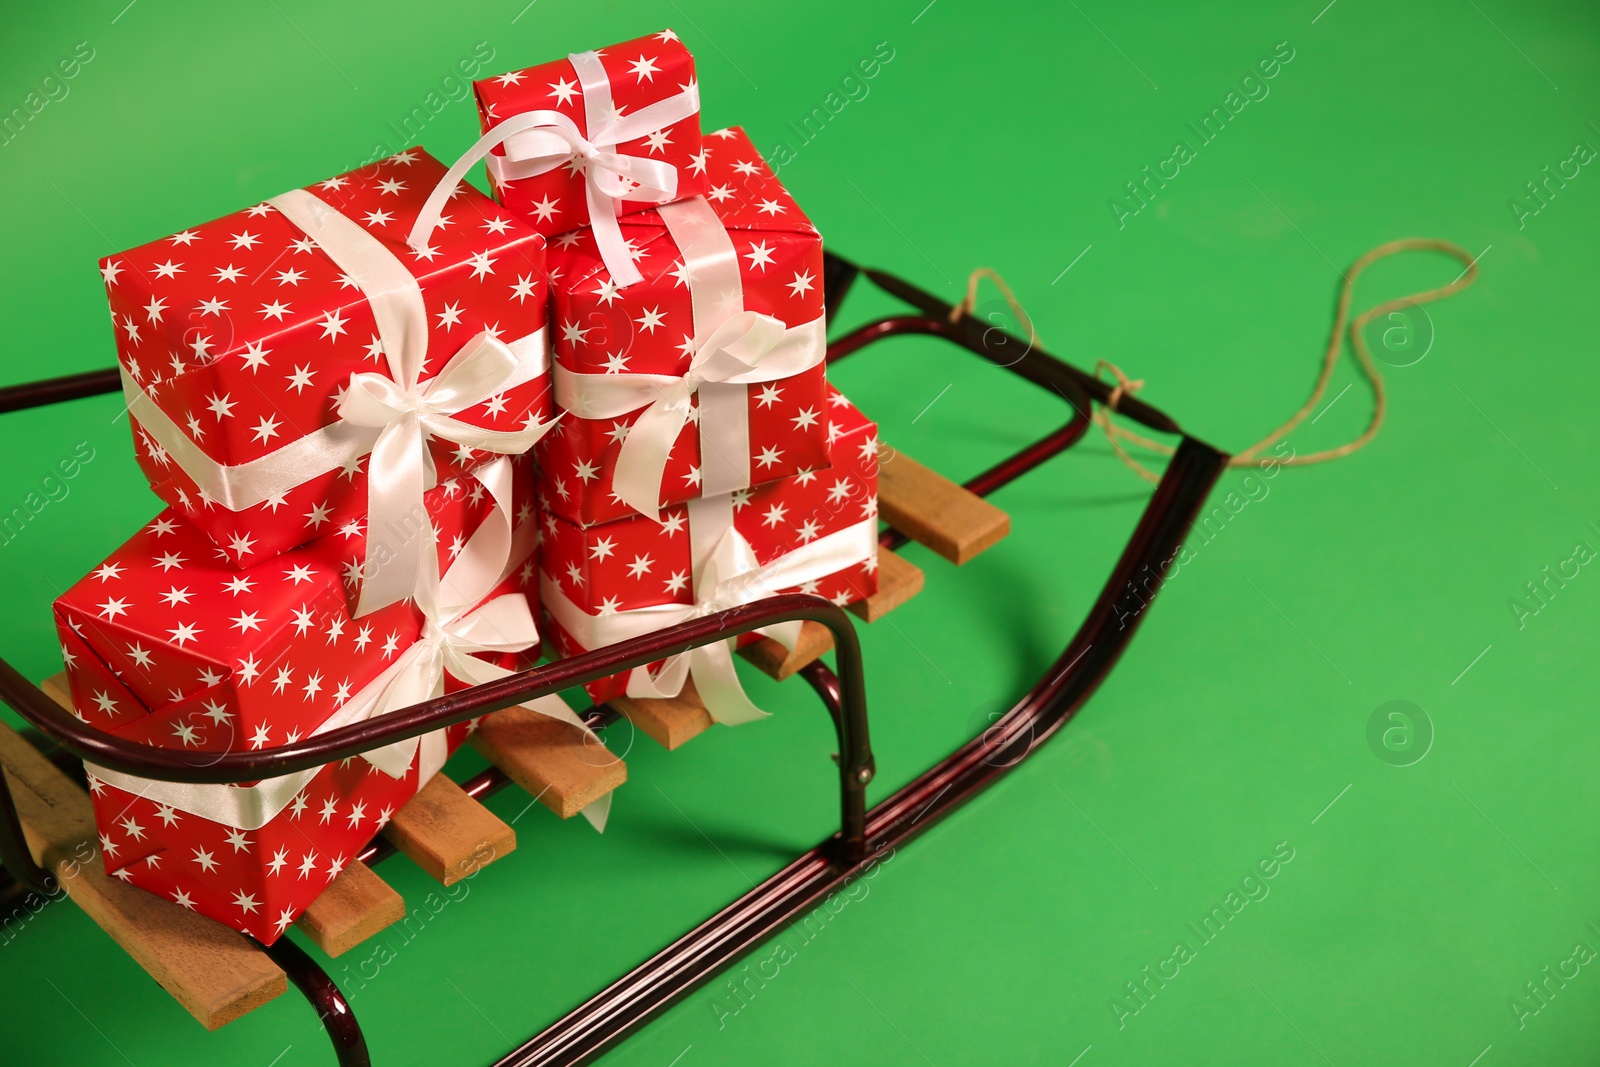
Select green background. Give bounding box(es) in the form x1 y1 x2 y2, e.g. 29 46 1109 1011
0 1 1595 1064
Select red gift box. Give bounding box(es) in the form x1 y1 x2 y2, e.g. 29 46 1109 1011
101 148 554 612
55 457 555 942
86 732 471 943
471 29 707 260
537 125 829 527
540 386 878 716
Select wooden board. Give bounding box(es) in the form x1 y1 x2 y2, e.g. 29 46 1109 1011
849 549 925 623
382 773 515 886
295 861 405 958
0 717 286 1030
470 708 625 819
38 671 73 714
877 448 1010 564
612 678 714 751
738 620 834 681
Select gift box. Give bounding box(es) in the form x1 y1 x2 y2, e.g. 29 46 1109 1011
101 147 554 613
536 125 830 527
54 456 559 942
85 726 472 944
470 29 707 267
540 386 879 718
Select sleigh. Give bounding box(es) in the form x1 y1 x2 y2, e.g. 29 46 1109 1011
0 250 1226 1065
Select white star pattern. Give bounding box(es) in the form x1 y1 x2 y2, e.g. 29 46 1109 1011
548 76 579 104
528 195 561 223
787 270 815 298
744 241 775 271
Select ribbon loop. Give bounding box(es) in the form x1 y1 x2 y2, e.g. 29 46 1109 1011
333 327 557 616
604 309 793 522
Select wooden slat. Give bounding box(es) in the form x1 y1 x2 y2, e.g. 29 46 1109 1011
877 448 1010 564
382 773 515 886
0 717 286 1030
738 620 834 681
295 861 405 958
612 678 714 751
38 671 73 713
470 708 625 819
849 549 925 623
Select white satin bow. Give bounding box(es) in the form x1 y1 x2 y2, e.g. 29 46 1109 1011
337 330 558 616
85 458 590 831
542 498 879 726
409 50 700 287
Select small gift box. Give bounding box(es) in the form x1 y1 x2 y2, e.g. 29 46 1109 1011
536 125 830 527
462 28 707 286
539 386 879 721
102 148 554 614
54 457 579 942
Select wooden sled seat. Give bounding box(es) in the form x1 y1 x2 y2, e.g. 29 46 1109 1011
878 446 1010 564
0 443 1003 1025
0 718 286 1029
0 671 631 1026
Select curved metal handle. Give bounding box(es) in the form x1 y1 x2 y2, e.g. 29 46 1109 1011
0 594 876 877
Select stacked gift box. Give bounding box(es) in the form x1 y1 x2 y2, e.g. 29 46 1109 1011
61 149 572 943
54 27 883 943
460 34 882 724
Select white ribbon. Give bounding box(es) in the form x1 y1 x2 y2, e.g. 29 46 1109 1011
543 496 878 725
124 188 556 617
409 50 700 287
553 197 827 522
85 458 598 832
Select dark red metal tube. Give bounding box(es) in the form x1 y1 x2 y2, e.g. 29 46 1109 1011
0 367 120 414
263 935 371 1067
491 439 1227 1067
0 595 875 858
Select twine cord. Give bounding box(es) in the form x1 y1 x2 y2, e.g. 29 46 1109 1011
949 238 1482 483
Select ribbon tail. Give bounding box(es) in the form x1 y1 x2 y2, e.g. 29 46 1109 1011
753 619 804 652
697 380 753 499
586 173 643 288
690 642 769 726
624 650 692 704
612 397 691 523
414 728 451 785
357 415 431 617
365 735 423 779
579 791 611 833
456 652 602 743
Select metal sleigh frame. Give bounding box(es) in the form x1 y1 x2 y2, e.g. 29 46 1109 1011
0 250 1228 1066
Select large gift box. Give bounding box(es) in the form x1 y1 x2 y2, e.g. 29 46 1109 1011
537 125 830 526
540 386 879 721
467 28 707 284
100 148 554 614
53 456 568 942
